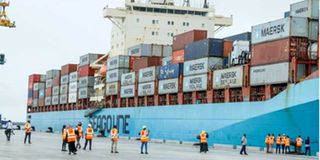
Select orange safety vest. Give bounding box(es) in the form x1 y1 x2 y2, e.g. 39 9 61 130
140 130 149 143
285 138 290 147
296 138 302 147
111 128 118 142
200 133 207 143
265 136 269 144
25 123 32 133
67 128 76 143
85 128 94 140
269 136 274 145
281 136 286 145
276 136 281 145
62 128 67 140
77 126 83 138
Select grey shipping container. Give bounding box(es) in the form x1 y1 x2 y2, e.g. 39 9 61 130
183 74 208 92
139 66 159 83
158 78 179 95
59 94 68 104
46 70 60 80
224 32 252 42
45 97 51 106
185 38 224 61
107 55 130 70
40 75 46 82
78 87 94 99
33 83 45 91
213 66 244 89
128 44 171 57
106 69 130 83
68 92 77 103
106 82 119 96
162 56 172 66
46 79 53 88
121 85 135 98
60 75 69 85
78 76 95 88
69 72 78 82
183 57 223 76
138 82 155 96
52 86 60 96
79 53 99 67
60 84 68 95
51 95 59 105
68 82 78 93
121 72 136 86
32 99 38 107
290 0 319 19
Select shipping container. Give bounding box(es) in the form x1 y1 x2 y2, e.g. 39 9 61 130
139 66 159 83
79 53 101 67
251 37 308 65
224 32 252 41
309 43 318 60
128 44 171 57
121 85 135 98
159 63 183 80
107 55 130 70
32 91 39 99
183 74 208 92
45 88 52 97
52 71 61 86
60 84 68 95
68 82 78 93
52 86 60 96
173 30 207 51
162 56 172 66
78 76 95 88
213 66 244 89
39 89 45 98
132 57 162 72
106 69 130 83
61 64 77 76
138 82 155 96
172 50 184 64
46 79 52 88
38 98 45 107
252 17 308 44
250 62 290 86
78 65 95 77
27 98 33 106
121 72 136 86
28 89 33 98
163 45 172 57
185 38 224 61
183 57 223 76
40 75 46 82
158 78 179 94
46 70 60 80
284 11 291 18
29 74 41 83
230 41 250 64
68 93 77 103
51 95 59 105
309 20 319 41
32 99 38 107
59 94 68 104
223 40 233 57
60 75 69 85
33 83 45 91
106 82 119 96
78 87 94 99
69 72 78 82
45 97 51 106
290 0 319 19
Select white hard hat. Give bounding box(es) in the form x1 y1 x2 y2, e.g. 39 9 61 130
142 125 147 129
88 124 92 127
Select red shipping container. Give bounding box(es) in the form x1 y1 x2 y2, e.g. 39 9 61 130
52 76 60 86
27 98 33 106
38 98 45 107
173 30 207 51
129 56 142 70
251 37 308 66
29 74 41 83
223 40 233 58
132 57 162 72
28 82 34 90
172 50 184 64
33 91 39 99
78 65 95 77
61 64 78 76
46 88 52 97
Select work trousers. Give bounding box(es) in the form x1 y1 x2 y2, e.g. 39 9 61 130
305 146 311 156
266 144 269 153
76 137 81 149
269 144 274 153
83 139 92 150
240 145 247 155
68 142 77 154
141 142 148 153
111 140 118 152
285 146 290 153
24 132 31 143
296 146 301 154
276 144 281 154
5 129 12 141
281 145 285 154
61 140 67 151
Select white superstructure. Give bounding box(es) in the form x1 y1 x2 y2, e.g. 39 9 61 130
104 0 233 57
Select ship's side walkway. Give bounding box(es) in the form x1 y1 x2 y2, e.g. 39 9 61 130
0 131 317 160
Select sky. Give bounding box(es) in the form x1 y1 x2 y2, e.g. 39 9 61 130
0 0 301 122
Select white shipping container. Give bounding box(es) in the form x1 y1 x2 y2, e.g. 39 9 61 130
139 66 159 83
183 57 223 76
213 66 244 89
69 72 78 82
290 0 319 19
33 83 39 91
52 86 60 96
60 84 68 95
68 92 77 103
45 97 51 106
68 82 78 93
106 69 130 83
106 82 119 96
60 75 69 85
78 88 94 99
121 85 135 98
138 82 155 96
32 99 38 107
183 74 208 92
52 95 59 105
158 78 179 95
78 76 95 88
121 72 136 86
250 62 290 86
107 55 130 70
230 41 250 64
252 17 308 44
59 94 68 104
46 79 53 88
79 54 99 67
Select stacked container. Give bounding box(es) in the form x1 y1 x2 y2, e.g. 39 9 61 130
138 66 158 98
68 71 78 104
132 56 162 72
158 64 183 95
121 72 136 106
28 74 41 107
128 44 172 57
48 70 61 105
60 64 78 104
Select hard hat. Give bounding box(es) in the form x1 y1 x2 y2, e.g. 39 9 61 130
88 124 92 127
142 125 147 129
201 130 206 134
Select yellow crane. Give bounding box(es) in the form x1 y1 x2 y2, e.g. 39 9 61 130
0 0 15 28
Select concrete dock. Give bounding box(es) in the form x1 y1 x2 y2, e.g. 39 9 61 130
0 131 317 160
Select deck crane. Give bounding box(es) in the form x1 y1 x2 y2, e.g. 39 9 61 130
0 0 15 28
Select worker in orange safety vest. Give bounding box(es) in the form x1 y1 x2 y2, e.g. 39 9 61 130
61 125 67 152
275 134 281 154
139 125 149 154
83 124 94 151
75 122 83 149
265 134 270 153
281 134 286 154
197 130 209 153
66 125 77 155
296 135 303 154
110 125 119 153
24 120 32 144
268 134 275 153
285 136 291 154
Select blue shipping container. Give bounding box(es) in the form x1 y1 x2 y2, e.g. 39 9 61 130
39 89 45 98
224 32 252 41
159 63 183 80
28 89 33 98
284 11 291 18
223 58 229 67
184 38 224 61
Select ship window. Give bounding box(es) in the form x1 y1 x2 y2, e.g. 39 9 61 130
168 9 174 14
167 21 170 25
188 11 195 15
154 8 160 13
160 9 167 13
186 22 189 26
111 45 114 49
171 33 174 37
183 22 185 26
147 8 153 12
152 20 155 24
195 11 202 16
171 21 174 25
152 31 155 36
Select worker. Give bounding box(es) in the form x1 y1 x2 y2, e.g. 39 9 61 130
83 124 93 151
305 137 311 156
75 122 83 149
61 125 67 152
5 120 13 141
269 134 274 153
240 134 248 155
275 134 281 154
110 125 119 153
66 125 77 155
281 134 286 154
139 125 149 154
296 135 303 154
285 136 290 154
265 134 270 153
24 120 32 144
197 130 209 153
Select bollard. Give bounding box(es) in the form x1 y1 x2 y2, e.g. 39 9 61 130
163 139 166 143
233 145 237 149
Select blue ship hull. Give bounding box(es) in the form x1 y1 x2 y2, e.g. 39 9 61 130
29 79 319 155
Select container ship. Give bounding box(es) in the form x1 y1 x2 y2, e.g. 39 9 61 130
26 0 319 155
